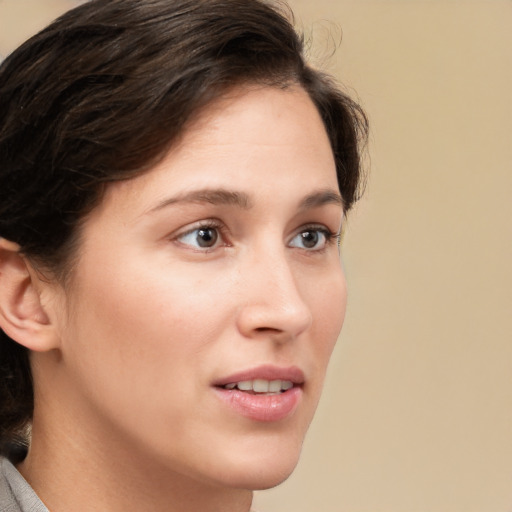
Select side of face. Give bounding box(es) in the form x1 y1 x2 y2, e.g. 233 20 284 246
40 86 347 490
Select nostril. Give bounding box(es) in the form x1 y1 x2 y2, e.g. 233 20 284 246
254 326 282 333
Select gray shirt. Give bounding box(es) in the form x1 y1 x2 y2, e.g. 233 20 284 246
0 458 48 512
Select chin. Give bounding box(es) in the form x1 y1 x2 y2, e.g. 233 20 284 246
247 465 298 491
224 462 299 491
209 438 304 491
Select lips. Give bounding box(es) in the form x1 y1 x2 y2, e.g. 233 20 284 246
212 365 304 422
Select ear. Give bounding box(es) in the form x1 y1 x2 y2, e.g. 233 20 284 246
0 238 60 352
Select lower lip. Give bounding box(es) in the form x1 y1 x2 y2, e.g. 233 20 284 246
213 387 302 422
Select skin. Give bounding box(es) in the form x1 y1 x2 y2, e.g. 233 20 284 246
13 85 347 512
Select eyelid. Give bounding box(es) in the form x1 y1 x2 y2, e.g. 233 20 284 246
294 222 341 238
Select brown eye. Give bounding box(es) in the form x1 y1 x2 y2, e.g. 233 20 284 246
289 228 331 251
196 228 218 247
177 225 220 249
299 230 319 249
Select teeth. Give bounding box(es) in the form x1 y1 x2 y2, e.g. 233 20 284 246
237 381 252 391
223 379 294 393
281 380 293 391
268 380 282 393
253 379 269 393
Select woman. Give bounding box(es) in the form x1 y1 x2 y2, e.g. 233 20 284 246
0 0 367 510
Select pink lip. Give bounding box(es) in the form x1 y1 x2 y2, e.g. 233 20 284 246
212 365 304 422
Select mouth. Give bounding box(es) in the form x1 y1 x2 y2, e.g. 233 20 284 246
212 366 305 422
221 379 295 395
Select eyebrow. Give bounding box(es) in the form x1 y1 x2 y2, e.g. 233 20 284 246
298 189 344 211
149 188 252 213
147 187 343 214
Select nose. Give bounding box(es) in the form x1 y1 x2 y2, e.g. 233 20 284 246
235 247 313 342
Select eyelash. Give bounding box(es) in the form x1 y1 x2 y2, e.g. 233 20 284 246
173 220 341 253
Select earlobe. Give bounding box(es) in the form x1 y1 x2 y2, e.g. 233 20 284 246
0 238 59 352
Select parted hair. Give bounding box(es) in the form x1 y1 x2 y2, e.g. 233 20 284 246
0 0 368 460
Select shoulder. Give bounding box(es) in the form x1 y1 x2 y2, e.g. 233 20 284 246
0 457 48 512
0 457 23 512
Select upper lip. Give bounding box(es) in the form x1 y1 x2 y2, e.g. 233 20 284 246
212 365 305 387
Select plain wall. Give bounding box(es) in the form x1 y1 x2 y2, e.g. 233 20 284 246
1 1 511 511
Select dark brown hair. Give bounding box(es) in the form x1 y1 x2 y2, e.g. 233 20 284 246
0 0 368 460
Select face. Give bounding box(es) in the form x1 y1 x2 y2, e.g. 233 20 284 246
51 86 346 490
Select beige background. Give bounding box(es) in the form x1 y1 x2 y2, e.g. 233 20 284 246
1 1 511 511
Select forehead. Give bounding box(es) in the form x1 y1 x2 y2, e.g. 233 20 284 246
95 85 338 217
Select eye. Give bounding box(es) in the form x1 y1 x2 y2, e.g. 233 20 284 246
176 224 222 250
288 227 337 251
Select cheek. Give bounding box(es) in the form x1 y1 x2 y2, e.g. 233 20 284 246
63 253 234 384
57 255 235 448
308 266 347 368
